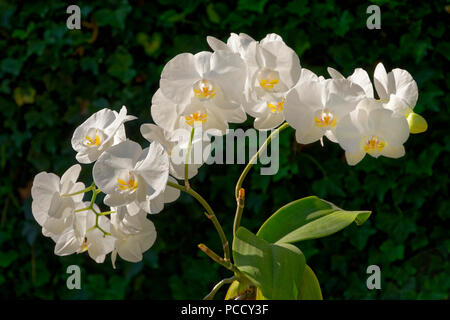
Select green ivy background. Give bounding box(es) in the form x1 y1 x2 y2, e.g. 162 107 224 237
0 0 448 299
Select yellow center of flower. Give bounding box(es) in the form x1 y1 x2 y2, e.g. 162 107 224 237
267 99 284 113
117 173 138 192
314 110 336 128
193 80 216 100
185 112 207 126
260 78 279 90
85 134 102 147
257 68 280 92
363 136 386 153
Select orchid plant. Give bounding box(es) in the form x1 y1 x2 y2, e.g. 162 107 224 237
30 33 427 300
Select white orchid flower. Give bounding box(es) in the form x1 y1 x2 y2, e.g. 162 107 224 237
31 164 85 239
110 206 157 268
327 67 374 98
159 51 247 120
241 33 302 130
93 140 169 215
54 203 114 263
284 78 366 144
335 98 410 165
151 88 244 135
71 106 137 164
206 32 256 58
374 62 427 133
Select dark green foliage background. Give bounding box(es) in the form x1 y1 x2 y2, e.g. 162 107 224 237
0 0 448 299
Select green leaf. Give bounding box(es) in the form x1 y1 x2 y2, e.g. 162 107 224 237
257 196 371 244
237 0 269 14
206 3 221 24
13 86 36 107
106 48 136 83
298 265 323 300
0 250 19 268
232 226 306 299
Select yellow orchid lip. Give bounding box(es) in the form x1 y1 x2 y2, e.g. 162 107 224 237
257 68 280 92
193 80 216 100
117 173 138 192
267 99 284 113
185 111 207 127
260 78 279 90
314 109 336 128
84 128 105 147
363 136 386 154
85 134 102 147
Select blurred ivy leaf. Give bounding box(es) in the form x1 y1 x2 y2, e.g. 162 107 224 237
334 10 354 37
233 226 306 299
0 1 16 28
106 48 136 83
0 250 19 268
136 32 162 56
286 0 310 17
94 3 131 30
237 0 269 14
380 240 404 262
1 58 23 76
12 22 35 40
13 87 36 107
206 3 221 24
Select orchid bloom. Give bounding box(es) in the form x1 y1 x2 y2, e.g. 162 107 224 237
71 106 137 164
110 206 157 268
31 164 85 240
284 79 365 144
373 62 427 133
158 51 247 133
93 140 169 215
335 98 410 165
241 34 302 130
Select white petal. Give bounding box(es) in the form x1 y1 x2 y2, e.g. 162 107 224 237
160 53 201 105
254 112 285 130
164 176 181 203
345 150 366 166
150 89 182 132
368 108 410 145
208 50 246 104
374 62 389 100
327 67 345 79
207 36 229 51
390 68 418 108
348 68 374 98
335 113 364 154
381 144 405 159
60 164 81 189
135 142 169 200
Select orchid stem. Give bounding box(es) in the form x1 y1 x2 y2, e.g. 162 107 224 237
233 122 290 236
184 127 195 190
198 243 232 270
167 181 231 267
61 182 95 197
203 276 236 300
